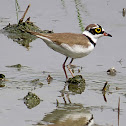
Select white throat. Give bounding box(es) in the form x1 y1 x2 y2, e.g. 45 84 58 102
83 31 98 43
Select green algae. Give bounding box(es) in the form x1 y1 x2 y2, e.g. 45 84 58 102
30 79 43 88
1 4 53 48
2 21 53 48
6 64 22 68
67 75 85 84
23 92 41 109
67 75 85 94
6 64 23 71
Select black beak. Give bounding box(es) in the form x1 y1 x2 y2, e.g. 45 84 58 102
103 32 112 37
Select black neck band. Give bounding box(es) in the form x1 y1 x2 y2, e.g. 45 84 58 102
84 34 96 47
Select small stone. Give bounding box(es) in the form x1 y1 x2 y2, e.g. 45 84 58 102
107 67 116 76
0 74 5 80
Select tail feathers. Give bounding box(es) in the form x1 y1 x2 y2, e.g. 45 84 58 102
27 30 51 41
27 30 45 37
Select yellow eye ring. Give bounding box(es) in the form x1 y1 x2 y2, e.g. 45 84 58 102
95 28 101 33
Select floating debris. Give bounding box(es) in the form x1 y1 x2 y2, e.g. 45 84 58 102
6 64 22 68
47 75 53 84
6 64 23 71
23 92 41 109
67 75 85 94
122 8 126 17
0 81 5 87
30 79 43 88
118 97 120 126
78 69 80 73
102 81 110 102
56 99 59 107
102 81 110 92
1 4 53 48
0 74 5 80
67 64 77 69
30 79 40 83
0 83 5 87
107 67 116 76
116 87 122 90
67 75 85 84
0 74 6 87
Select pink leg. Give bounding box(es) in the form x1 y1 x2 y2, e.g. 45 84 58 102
70 58 74 64
63 57 68 79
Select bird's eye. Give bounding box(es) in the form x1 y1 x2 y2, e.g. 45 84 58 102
95 28 101 33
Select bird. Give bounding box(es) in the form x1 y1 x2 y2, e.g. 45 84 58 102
27 24 112 79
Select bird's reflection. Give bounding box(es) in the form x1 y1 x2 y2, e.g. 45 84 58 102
42 103 94 126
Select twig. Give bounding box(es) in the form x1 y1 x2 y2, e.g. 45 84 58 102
66 93 71 104
61 92 67 104
19 4 31 24
102 81 108 91
118 97 120 126
56 99 59 107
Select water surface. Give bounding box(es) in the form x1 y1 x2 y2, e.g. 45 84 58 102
0 0 126 126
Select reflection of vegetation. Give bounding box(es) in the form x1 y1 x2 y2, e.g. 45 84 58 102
74 0 85 32
60 0 85 32
122 8 126 17
30 79 43 89
67 75 85 94
58 75 85 106
15 0 20 22
102 81 110 92
68 82 85 94
0 81 5 87
0 74 5 87
61 0 66 8
57 75 85 109
6 64 22 71
47 75 53 84
118 97 120 126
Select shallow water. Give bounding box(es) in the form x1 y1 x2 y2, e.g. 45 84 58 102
0 0 126 126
